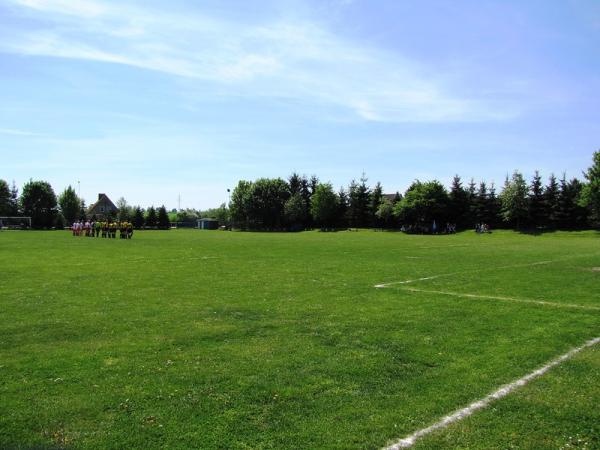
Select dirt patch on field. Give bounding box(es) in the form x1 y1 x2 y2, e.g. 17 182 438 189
591 267 600 272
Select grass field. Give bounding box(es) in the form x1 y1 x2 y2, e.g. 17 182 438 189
1 229 599 449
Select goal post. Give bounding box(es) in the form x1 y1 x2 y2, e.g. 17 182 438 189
0 216 32 229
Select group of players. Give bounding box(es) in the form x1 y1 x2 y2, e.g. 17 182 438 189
71 220 134 239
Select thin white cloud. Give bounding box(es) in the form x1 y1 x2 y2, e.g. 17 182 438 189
0 127 41 136
1 0 518 122
12 0 107 17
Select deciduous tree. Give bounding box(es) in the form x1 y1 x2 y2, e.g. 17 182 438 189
284 193 306 230
394 180 449 230
58 185 80 224
116 197 133 222
19 180 58 229
230 180 253 230
311 183 339 229
500 171 528 229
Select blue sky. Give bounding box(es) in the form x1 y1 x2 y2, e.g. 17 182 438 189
1 0 599 209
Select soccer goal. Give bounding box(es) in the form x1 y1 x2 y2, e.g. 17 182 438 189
0 216 32 229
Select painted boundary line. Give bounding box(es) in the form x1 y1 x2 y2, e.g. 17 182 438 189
400 287 600 312
418 244 471 250
72 256 219 266
374 260 553 288
375 251 600 289
384 337 600 449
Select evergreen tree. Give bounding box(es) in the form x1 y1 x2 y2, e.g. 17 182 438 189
557 175 587 229
300 175 313 229
474 181 488 224
79 199 87 220
500 171 528 229
287 173 309 227
370 181 384 227
467 178 477 226
337 187 349 228
544 174 559 228
309 175 319 196
157 205 170 229
487 183 501 228
146 206 158 228
579 150 600 226
9 181 19 215
393 191 402 204
448 175 469 229
19 180 58 229
0 179 10 216
300 175 311 205
132 206 145 229
528 171 544 229
347 173 371 228
58 185 80 224
288 172 302 196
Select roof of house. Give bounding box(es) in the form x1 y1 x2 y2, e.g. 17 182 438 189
88 193 117 212
383 193 401 202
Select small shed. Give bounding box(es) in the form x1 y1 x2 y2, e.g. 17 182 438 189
197 218 219 230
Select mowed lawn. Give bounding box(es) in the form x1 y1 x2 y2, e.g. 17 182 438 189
0 229 599 449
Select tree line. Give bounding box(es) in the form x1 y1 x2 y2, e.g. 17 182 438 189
2 150 599 231
229 151 600 231
0 181 171 230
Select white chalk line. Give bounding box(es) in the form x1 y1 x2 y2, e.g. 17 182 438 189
384 336 600 449
418 244 471 250
129 255 219 263
376 251 600 289
399 287 600 312
71 256 219 266
374 260 554 288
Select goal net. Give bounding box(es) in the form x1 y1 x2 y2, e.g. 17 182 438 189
0 217 32 229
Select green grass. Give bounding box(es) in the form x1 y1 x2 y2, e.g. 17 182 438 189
0 229 599 449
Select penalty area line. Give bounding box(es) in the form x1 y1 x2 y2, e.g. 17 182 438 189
374 259 555 288
375 251 600 289
384 336 600 449
400 287 600 312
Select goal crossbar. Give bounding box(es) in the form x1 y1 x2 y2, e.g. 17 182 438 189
0 216 32 229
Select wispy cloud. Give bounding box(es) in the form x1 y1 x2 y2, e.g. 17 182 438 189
1 0 517 123
12 0 107 17
0 127 42 136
